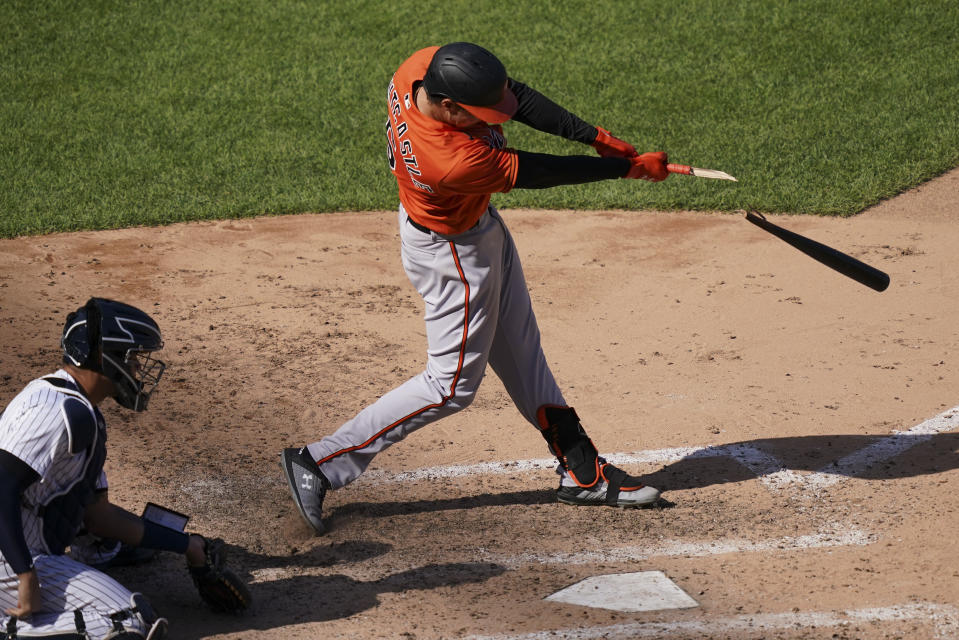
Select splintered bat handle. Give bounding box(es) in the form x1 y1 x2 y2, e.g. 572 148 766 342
667 163 692 175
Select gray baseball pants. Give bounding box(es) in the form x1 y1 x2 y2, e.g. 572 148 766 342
307 206 565 488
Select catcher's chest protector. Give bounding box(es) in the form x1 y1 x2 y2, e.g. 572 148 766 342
37 377 108 555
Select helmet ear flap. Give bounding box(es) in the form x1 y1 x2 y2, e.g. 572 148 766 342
62 297 105 371
84 298 103 370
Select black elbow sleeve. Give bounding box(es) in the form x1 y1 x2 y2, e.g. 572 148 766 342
0 450 39 574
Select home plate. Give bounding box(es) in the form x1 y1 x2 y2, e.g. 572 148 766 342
545 571 699 613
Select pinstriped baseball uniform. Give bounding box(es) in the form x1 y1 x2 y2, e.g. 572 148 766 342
0 369 148 638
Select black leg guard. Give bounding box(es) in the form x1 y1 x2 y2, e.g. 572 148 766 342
98 593 167 639
536 405 601 488
131 593 167 640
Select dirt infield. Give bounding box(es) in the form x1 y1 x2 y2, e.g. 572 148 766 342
2 168 958 639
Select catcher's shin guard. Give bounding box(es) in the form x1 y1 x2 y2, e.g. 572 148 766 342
536 405 601 487
94 593 167 639
131 593 168 639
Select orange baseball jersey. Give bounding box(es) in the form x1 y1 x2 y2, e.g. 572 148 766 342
385 47 519 235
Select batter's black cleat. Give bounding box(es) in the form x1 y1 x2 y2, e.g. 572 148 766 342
555 461 661 507
281 447 329 535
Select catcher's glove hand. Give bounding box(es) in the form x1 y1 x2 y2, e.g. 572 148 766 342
187 537 252 613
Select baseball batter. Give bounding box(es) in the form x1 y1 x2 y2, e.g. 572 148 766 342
283 42 670 535
0 298 248 639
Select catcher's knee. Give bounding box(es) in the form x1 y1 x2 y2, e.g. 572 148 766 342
536 405 601 487
103 628 166 640
102 593 167 640
131 592 167 640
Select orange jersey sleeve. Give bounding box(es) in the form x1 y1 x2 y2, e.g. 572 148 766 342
385 47 519 235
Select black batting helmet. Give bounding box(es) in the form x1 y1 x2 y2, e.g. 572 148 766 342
422 42 518 124
62 298 166 411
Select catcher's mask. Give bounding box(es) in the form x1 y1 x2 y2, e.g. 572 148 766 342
62 297 166 412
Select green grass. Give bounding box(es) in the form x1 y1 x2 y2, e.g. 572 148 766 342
2 0 958 237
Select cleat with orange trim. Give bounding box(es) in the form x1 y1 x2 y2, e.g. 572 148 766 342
281 447 329 535
537 404 662 507
556 460 661 507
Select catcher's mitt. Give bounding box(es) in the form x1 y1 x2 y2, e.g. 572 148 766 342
188 537 252 613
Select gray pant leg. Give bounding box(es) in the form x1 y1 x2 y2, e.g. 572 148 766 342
308 208 505 488
485 209 566 425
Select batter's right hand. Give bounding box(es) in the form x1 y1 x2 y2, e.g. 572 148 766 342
625 151 669 182
6 568 41 618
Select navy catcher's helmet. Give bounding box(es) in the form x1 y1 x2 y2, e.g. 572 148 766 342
62 298 166 411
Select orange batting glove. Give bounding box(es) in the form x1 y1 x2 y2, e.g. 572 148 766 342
591 127 639 158
625 151 669 182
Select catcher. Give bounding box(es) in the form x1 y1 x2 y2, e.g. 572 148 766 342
0 298 250 639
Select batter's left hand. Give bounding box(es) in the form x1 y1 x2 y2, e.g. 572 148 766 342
592 127 639 158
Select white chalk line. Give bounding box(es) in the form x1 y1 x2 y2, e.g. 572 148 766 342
796 405 959 492
248 524 874 584
354 446 708 485
475 523 874 568
252 408 957 581
355 405 959 497
464 602 959 640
